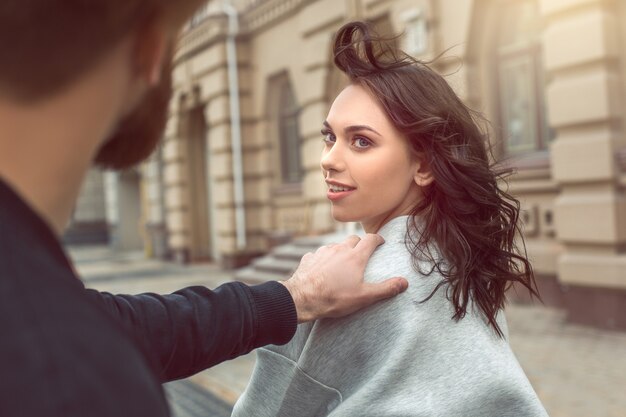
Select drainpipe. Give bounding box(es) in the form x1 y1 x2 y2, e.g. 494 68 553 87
223 0 247 250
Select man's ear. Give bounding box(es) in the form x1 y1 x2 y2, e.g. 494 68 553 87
413 154 434 187
133 21 169 86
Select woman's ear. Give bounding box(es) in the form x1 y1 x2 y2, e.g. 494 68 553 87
413 154 434 187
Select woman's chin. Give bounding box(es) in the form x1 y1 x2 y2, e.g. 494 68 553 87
331 209 360 223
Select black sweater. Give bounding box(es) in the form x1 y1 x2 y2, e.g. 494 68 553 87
0 179 297 416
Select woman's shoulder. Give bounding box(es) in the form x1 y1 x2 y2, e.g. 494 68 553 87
364 216 434 278
366 237 413 272
364 236 446 303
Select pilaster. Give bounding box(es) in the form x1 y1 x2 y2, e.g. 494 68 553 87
296 4 346 233
543 0 626 328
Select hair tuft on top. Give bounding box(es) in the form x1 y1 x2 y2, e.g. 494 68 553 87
333 21 414 78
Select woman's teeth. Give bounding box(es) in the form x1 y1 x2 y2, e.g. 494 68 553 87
330 185 353 192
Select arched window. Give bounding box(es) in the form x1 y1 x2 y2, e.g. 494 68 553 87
277 77 302 183
496 0 552 155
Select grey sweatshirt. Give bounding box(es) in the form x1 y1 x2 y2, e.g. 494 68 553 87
232 216 548 417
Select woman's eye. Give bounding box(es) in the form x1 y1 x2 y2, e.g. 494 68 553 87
322 131 336 143
353 137 371 149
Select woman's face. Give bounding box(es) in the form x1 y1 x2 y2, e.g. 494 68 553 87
321 84 426 233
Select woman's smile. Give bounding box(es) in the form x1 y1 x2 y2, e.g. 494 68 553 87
326 179 356 201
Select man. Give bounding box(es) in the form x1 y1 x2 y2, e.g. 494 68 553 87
0 1 408 416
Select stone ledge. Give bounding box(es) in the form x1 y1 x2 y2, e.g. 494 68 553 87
559 253 626 289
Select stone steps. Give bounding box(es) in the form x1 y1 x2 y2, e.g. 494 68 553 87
234 267 288 285
250 257 300 275
234 232 351 284
271 242 317 259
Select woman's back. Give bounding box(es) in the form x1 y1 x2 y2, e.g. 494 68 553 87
232 216 548 417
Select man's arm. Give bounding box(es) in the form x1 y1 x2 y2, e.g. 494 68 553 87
86 234 407 382
85 280 296 382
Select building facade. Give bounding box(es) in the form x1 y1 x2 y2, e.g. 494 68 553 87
135 0 626 329
63 168 109 246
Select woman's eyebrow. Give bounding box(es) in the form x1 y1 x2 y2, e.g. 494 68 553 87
345 124 381 137
322 120 381 136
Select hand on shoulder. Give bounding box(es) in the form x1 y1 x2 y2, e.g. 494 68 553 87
280 234 408 323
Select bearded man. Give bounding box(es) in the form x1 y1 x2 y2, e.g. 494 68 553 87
0 1 407 416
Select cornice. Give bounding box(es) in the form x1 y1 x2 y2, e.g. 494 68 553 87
175 0 314 61
241 0 310 33
174 14 228 63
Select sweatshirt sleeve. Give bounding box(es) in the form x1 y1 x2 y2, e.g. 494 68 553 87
84 280 297 382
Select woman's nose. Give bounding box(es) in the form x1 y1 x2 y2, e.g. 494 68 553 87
320 142 345 173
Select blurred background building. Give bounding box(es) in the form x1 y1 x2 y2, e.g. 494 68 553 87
66 0 626 331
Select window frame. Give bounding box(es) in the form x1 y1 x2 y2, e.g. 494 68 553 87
493 0 552 160
277 81 302 184
266 72 304 191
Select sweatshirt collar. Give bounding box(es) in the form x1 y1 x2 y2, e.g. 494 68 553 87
375 215 413 244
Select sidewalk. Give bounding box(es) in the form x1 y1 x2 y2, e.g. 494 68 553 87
71 245 626 417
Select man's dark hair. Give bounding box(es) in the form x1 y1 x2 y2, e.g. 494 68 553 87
0 0 203 101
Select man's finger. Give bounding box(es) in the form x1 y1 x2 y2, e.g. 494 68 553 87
363 278 408 302
353 233 385 258
343 235 361 248
316 243 336 253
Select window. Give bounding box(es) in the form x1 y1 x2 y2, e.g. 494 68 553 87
496 0 552 155
402 8 428 57
277 78 302 183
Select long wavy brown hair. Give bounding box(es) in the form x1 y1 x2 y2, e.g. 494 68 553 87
333 21 539 337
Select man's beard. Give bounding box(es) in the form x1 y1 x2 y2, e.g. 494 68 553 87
94 65 172 170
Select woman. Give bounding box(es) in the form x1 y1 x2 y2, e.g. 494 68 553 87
232 21 548 417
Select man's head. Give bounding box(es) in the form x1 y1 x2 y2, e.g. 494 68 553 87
0 0 205 169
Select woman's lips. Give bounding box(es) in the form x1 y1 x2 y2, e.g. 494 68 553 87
327 187 356 201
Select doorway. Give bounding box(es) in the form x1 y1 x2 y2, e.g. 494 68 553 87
186 105 213 261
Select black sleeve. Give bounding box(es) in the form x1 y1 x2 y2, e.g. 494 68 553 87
84 281 297 382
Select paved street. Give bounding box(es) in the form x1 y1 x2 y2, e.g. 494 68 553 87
71 245 626 417
164 379 232 417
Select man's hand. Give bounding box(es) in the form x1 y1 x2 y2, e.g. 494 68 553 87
280 234 408 323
